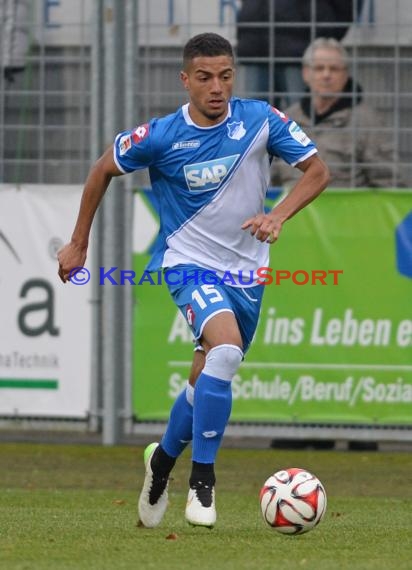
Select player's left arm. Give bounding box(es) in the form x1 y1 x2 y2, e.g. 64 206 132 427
242 154 329 243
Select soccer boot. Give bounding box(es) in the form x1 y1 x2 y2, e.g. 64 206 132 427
137 442 169 528
185 480 216 528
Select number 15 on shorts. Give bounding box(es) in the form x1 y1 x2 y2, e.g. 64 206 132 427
191 284 224 309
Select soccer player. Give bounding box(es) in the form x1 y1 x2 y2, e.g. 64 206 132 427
57 33 329 528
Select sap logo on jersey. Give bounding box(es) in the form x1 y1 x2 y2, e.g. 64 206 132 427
184 154 239 192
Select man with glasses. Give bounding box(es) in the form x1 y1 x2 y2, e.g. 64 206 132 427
273 37 405 188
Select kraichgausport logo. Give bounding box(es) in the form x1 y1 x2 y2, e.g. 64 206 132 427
66 266 344 286
183 154 239 192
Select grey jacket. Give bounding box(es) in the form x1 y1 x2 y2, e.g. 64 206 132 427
273 99 404 189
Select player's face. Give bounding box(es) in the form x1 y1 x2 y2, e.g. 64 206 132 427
181 55 235 126
303 48 348 97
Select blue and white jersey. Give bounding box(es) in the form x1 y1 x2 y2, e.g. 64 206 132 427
113 97 317 285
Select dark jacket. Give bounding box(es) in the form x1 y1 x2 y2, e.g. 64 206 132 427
237 0 362 59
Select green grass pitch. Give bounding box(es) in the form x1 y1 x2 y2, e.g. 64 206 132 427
0 442 411 570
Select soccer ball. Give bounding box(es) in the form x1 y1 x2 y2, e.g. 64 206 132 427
259 467 327 535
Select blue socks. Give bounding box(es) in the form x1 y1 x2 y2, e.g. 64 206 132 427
192 372 232 464
160 383 194 458
159 374 232 465
160 344 242 466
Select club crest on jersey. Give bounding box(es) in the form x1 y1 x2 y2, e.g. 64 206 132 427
227 121 246 140
184 154 239 192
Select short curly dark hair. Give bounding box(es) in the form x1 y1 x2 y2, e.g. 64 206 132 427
183 33 234 68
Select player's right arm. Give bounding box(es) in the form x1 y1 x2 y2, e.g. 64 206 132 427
57 145 122 283
58 120 154 283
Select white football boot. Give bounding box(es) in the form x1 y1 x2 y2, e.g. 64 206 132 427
137 443 169 528
185 481 216 528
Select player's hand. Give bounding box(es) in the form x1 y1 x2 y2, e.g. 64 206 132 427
241 213 283 244
57 242 87 283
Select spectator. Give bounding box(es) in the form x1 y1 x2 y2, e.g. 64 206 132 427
0 0 30 82
273 37 405 189
237 0 363 107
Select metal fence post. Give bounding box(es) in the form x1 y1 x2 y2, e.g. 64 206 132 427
122 0 138 435
100 0 129 445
